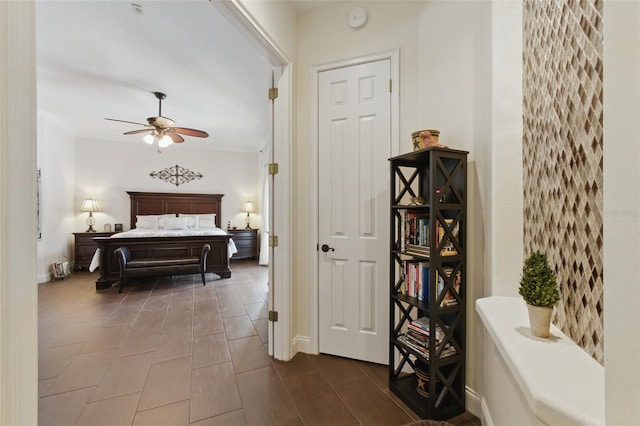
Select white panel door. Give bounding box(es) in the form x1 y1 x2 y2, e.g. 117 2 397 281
318 59 391 364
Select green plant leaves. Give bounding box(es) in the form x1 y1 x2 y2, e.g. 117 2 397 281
519 251 560 308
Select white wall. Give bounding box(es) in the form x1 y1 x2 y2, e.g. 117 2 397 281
36 114 76 282
417 1 493 406
294 0 424 352
74 138 262 233
479 1 525 421
236 0 296 60
488 1 524 297
603 1 640 424
293 0 492 410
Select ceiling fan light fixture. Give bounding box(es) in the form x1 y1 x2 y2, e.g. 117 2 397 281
143 134 155 144
158 134 173 148
106 91 208 150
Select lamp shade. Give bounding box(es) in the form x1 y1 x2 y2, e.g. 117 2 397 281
242 201 254 213
80 198 100 213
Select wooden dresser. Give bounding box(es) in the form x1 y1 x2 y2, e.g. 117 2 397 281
228 229 259 260
73 232 115 270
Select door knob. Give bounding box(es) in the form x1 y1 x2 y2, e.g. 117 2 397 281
321 244 335 252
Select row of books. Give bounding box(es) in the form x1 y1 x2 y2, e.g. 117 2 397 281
409 316 446 343
398 316 457 360
397 334 457 360
399 211 460 257
400 262 461 307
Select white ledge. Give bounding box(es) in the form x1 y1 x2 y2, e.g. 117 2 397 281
476 296 604 426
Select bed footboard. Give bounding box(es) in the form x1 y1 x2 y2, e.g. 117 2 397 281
93 235 231 290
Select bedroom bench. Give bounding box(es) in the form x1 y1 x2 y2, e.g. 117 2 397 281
114 244 210 293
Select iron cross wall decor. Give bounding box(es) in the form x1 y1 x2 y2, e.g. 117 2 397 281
149 164 203 187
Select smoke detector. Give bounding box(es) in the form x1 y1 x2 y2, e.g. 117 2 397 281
131 3 144 15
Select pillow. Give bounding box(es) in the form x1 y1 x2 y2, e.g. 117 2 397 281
135 215 159 229
157 214 178 229
162 216 189 230
195 213 216 229
179 214 197 228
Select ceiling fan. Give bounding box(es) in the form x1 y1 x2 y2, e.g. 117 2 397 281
105 91 209 147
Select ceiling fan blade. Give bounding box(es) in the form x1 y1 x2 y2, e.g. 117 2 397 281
165 131 185 143
105 118 150 127
123 128 154 135
171 127 209 138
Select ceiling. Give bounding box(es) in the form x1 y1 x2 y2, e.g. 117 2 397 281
36 1 272 153
287 0 341 14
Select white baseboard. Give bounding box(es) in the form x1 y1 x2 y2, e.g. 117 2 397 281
292 334 312 355
480 396 494 426
465 386 483 418
37 272 51 284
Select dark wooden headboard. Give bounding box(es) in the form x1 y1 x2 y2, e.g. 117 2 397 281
127 192 224 229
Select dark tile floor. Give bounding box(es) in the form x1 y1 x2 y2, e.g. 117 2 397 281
38 260 480 425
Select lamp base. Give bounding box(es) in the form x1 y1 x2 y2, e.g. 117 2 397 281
245 225 252 230
86 212 96 233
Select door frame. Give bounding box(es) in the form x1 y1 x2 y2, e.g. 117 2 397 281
2 1 295 422
213 1 293 361
310 50 400 355
1 2 38 424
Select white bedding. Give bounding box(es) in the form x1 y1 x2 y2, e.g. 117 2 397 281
88 227 237 272
112 227 231 238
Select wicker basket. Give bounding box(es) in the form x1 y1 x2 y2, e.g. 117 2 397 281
415 363 440 398
411 129 440 151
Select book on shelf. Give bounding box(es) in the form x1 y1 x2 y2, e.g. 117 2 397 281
406 244 430 257
399 210 430 254
400 210 406 251
400 212 462 257
405 329 445 347
437 267 461 307
408 317 446 342
401 261 430 300
400 262 462 307
397 334 457 360
437 218 459 256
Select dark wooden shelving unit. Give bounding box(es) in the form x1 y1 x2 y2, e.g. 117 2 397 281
388 147 468 420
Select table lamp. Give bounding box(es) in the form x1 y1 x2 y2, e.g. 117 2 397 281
242 201 254 229
80 198 100 232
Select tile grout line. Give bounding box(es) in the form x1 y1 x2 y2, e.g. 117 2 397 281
268 355 315 426
130 278 171 424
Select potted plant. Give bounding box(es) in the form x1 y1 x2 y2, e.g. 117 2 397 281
518 250 560 338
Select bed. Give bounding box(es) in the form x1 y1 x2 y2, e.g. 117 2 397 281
93 191 234 290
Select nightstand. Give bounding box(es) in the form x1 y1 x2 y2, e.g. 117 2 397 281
73 232 115 270
228 228 259 259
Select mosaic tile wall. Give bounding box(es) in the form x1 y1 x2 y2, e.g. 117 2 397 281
522 0 603 364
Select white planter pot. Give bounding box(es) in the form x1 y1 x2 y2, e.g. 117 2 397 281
526 304 553 338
